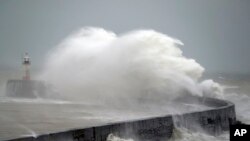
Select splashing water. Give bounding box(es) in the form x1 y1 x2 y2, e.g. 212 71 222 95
2 27 247 141
39 27 222 106
36 27 231 141
107 134 133 141
170 128 229 141
106 128 229 141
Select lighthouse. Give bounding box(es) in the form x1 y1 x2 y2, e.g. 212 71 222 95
5 52 51 98
22 52 31 80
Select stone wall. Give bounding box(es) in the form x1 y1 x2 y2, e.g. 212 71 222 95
6 96 236 141
6 80 48 98
174 97 236 135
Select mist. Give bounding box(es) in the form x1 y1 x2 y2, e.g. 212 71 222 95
38 27 223 108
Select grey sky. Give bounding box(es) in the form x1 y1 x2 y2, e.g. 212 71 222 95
0 0 249 74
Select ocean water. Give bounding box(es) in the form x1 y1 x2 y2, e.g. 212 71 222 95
0 84 212 140
107 74 250 141
170 74 250 141
115 74 250 141
0 72 250 141
0 28 249 141
0 97 212 141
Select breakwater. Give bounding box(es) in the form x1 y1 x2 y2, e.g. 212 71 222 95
6 96 236 141
6 80 48 98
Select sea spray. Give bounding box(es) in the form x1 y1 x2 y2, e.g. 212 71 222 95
106 128 229 141
107 134 133 141
0 27 237 140
200 79 224 99
39 27 222 105
169 128 229 141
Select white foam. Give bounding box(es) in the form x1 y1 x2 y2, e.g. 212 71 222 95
107 134 133 141
38 27 222 106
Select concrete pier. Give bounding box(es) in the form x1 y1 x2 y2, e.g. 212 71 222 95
6 80 48 98
6 96 236 141
174 96 236 135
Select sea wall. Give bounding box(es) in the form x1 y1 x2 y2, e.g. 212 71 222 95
6 80 48 98
6 96 236 141
174 96 236 135
7 116 173 141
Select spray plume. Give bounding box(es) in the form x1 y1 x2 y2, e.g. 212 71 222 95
39 27 222 107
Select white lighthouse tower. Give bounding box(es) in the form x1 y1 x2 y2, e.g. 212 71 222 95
6 52 50 98
22 52 31 80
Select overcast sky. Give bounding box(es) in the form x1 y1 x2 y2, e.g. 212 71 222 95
0 0 250 74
